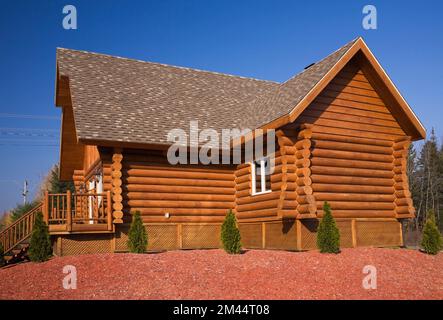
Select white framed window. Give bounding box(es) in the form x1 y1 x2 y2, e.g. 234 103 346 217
251 157 272 195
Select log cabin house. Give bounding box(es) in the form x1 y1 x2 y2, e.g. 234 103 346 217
0 37 426 257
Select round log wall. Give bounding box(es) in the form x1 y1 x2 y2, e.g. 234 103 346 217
121 150 236 223
60 61 414 253
287 63 414 220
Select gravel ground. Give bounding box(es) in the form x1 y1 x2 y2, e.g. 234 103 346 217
0 248 442 300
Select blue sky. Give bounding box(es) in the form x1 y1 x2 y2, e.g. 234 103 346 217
0 0 442 213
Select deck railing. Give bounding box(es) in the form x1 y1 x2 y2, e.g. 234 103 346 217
43 191 112 232
0 203 42 254
0 191 113 255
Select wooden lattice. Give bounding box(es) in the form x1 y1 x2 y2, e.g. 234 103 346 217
336 220 353 248
114 226 130 252
114 224 179 251
264 220 297 250
59 218 402 255
239 223 263 249
182 224 221 249
300 219 353 250
356 220 401 247
146 224 179 251
61 234 112 256
300 219 319 250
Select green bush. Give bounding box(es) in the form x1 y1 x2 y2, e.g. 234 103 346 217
28 212 52 262
221 210 242 254
421 210 443 255
127 211 148 253
317 202 340 254
0 242 5 266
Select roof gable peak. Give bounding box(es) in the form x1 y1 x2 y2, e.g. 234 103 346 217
260 36 425 141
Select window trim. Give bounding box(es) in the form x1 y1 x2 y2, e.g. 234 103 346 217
251 158 272 196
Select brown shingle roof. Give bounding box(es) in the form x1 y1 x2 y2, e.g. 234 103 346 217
56 38 358 146
246 38 358 129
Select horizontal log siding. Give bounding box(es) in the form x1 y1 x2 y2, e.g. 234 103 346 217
73 169 84 192
234 167 279 220
234 145 283 221
98 150 113 193
122 150 235 223
288 63 412 219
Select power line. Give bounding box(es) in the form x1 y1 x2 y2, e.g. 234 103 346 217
0 128 59 139
0 127 58 132
0 144 58 147
0 138 59 146
0 132 58 138
0 121 61 147
0 138 57 142
0 113 59 120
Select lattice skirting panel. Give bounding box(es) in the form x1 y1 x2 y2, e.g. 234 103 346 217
115 224 180 251
239 219 297 250
58 234 113 256
264 220 297 250
299 219 353 250
239 223 263 249
113 223 221 253
239 219 363 251
55 219 403 255
182 224 221 249
356 220 402 247
300 218 402 250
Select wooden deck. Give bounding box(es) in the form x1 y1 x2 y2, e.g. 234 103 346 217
0 191 114 256
48 223 112 235
43 191 114 234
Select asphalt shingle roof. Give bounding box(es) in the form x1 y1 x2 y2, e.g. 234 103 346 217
56 38 358 146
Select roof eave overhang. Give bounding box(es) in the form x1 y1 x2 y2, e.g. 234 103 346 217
78 138 171 151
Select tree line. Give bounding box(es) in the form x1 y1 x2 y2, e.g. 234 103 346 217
408 128 443 232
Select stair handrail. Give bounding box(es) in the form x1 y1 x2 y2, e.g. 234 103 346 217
0 202 43 254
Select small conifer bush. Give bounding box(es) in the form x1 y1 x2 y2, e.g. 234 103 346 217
127 211 148 253
421 210 443 255
221 209 242 254
28 212 52 262
317 202 340 254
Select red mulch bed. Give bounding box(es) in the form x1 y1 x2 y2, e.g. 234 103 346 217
0 248 442 300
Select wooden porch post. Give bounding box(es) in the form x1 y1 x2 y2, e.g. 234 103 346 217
351 219 357 248
107 191 112 231
43 191 49 224
66 190 72 231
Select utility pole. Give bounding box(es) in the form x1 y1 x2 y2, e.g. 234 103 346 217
22 180 29 204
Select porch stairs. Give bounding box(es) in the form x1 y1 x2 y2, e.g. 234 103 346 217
0 203 42 265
